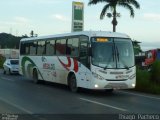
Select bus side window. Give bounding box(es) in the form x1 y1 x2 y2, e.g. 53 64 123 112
46 40 55 55
67 38 79 56
25 43 30 55
56 39 66 56
20 42 25 55
30 42 37 55
37 41 46 55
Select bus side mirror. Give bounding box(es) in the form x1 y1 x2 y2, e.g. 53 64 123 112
88 48 92 56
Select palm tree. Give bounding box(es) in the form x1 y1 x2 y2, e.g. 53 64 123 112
88 0 140 32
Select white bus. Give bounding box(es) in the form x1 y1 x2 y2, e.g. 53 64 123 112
19 31 136 92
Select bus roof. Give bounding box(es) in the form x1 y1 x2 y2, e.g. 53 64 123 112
21 31 130 42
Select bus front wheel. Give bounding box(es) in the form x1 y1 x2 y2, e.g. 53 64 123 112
69 74 78 92
3 68 6 74
33 69 39 84
105 89 114 93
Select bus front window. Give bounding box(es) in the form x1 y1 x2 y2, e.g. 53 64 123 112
91 37 135 69
115 38 135 68
91 38 116 68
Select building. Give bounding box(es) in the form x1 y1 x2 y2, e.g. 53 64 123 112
0 49 19 59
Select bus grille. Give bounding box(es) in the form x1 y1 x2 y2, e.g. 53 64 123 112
106 79 127 81
105 83 128 89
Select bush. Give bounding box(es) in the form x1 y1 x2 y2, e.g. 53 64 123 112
136 67 151 90
150 60 160 84
0 55 5 68
135 67 160 94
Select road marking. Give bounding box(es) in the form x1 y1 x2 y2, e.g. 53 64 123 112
79 97 127 112
0 77 15 82
0 97 33 114
119 91 160 100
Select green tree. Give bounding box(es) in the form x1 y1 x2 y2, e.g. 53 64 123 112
0 33 27 49
132 40 142 55
88 0 140 32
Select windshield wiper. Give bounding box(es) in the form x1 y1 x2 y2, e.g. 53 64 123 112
116 46 119 62
116 46 129 70
104 65 108 70
124 64 129 70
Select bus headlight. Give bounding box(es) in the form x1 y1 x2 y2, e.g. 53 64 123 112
95 84 99 88
132 84 136 87
92 72 104 80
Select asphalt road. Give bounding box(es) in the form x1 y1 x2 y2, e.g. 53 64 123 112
0 69 160 119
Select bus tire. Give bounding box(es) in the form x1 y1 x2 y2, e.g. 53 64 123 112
9 69 11 75
69 74 78 92
33 69 39 84
105 89 114 93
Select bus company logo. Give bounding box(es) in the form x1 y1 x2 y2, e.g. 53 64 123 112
43 63 55 70
58 57 78 73
43 63 50 69
116 75 129 79
110 72 123 74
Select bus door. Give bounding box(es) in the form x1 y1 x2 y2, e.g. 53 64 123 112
79 36 90 68
78 36 90 87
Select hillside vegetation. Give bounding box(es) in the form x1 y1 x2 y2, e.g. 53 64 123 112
0 33 27 49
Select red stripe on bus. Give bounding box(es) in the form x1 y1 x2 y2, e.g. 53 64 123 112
58 57 71 71
58 57 79 73
73 59 78 73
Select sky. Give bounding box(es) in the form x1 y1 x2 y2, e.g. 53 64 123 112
0 0 160 51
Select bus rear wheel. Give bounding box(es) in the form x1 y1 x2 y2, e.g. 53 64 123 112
33 69 39 84
69 74 78 92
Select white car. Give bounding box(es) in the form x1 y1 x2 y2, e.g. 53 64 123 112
3 59 19 74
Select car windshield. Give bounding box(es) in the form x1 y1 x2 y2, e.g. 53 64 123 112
10 60 19 65
91 37 134 69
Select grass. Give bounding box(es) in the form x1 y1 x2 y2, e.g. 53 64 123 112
135 66 160 94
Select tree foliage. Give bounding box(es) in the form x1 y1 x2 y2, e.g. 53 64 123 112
88 0 140 32
0 33 27 49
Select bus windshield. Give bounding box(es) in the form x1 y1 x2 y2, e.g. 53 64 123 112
91 37 134 69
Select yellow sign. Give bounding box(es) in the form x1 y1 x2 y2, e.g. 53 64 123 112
96 38 108 42
72 1 84 32
74 2 83 6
